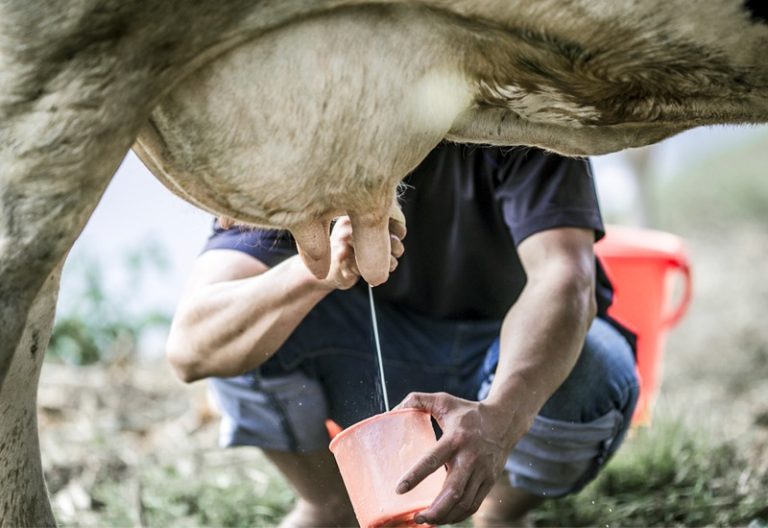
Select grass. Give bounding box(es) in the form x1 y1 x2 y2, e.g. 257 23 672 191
80 450 295 528
532 410 768 527
70 409 767 528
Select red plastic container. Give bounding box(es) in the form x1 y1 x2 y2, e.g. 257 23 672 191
329 409 445 528
595 225 692 425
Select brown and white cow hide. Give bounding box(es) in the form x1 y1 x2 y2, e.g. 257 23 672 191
0 0 766 525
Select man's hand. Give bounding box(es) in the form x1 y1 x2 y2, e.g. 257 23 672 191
320 216 405 291
394 392 533 525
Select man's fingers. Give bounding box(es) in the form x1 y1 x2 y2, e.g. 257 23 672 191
348 258 360 277
339 262 357 282
425 473 488 525
395 392 452 424
389 216 407 240
390 234 405 258
394 392 435 413
396 438 453 495
413 464 474 525
472 478 496 518
397 391 441 409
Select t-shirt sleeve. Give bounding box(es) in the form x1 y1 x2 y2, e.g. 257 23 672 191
492 149 605 245
201 219 297 267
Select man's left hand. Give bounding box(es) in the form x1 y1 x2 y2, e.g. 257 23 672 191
394 392 532 525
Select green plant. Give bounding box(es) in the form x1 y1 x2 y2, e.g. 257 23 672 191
49 241 172 365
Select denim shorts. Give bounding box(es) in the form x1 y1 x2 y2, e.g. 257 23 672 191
209 286 639 497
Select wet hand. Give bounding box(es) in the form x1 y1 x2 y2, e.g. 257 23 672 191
394 392 530 525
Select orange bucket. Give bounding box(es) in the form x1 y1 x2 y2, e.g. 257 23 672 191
328 409 446 527
595 225 692 425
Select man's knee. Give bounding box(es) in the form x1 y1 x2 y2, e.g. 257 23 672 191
504 318 640 498
540 317 639 424
505 407 630 498
209 371 331 452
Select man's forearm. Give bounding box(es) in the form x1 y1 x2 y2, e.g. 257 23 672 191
484 274 597 442
167 255 333 382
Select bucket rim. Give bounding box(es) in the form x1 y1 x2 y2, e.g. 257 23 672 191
596 226 690 263
328 408 429 452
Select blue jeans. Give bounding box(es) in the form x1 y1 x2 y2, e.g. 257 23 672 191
209 286 639 497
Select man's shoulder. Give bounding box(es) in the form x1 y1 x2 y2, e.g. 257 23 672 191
435 141 531 161
436 142 565 175
204 223 296 264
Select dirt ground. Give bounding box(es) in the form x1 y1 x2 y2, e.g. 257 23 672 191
660 224 768 477
36 221 768 526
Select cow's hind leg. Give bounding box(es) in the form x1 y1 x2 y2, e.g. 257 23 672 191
0 266 62 527
0 101 138 526
0 16 162 527
0 104 137 383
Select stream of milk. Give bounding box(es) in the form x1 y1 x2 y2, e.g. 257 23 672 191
368 284 390 412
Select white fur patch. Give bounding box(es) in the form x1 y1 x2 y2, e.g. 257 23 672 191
480 81 602 125
409 70 473 133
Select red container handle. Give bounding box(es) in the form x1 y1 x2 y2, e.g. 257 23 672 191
661 258 692 328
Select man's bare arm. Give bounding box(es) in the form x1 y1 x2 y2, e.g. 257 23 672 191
166 218 405 382
396 227 597 525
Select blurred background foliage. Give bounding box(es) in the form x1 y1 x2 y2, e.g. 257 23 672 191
656 130 768 230
49 240 172 365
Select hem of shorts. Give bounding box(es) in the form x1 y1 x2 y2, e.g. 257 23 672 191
222 429 328 453
505 409 626 498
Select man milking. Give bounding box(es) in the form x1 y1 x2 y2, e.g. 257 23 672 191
167 143 638 527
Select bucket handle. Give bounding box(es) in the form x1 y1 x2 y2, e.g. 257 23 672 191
661 258 692 328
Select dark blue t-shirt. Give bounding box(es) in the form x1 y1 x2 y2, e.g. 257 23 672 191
204 143 618 325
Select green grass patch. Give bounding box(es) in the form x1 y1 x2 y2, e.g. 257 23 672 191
532 412 768 527
82 451 294 528
76 413 767 527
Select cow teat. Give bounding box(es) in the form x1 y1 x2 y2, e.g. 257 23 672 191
292 219 333 280
349 211 395 287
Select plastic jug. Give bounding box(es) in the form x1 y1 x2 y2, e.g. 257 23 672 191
595 225 692 425
329 409 446 527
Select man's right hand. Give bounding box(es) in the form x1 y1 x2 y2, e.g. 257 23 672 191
321 216 406 291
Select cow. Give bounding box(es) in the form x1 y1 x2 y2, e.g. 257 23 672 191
1 1 766 525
